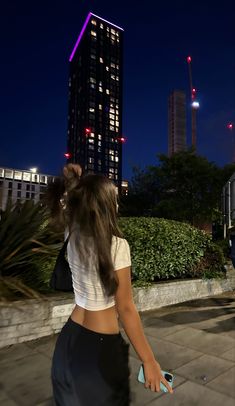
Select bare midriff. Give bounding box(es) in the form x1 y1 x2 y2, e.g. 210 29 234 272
70 304 120 334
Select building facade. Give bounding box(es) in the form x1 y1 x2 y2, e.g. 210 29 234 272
0 167 54 210
67 12 124 189
168 90 187 156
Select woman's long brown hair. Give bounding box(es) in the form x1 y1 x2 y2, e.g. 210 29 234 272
46 171 123 297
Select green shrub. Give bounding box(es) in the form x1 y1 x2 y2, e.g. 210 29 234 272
118 217 225 282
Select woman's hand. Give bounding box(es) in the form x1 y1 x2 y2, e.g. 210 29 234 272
143 359 174 394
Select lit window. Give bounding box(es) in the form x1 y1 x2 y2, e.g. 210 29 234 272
110 125 115 131
91 30 97 37
106 66 109 71
109 168 115 173
99 104 102 110
106 89 110 94
99 57 103 63
111 29 116 35
99 81 103 86
90 77 96 83
111 74 116 80
98 134 102 140
90 132 95 138
98 147 102 152
116 110 119 115
106 27 110 31
116 76 119 81
89 157 95 163
99 87 103 92
109 113 115 119
91 54 96 60
110 108 115 114
5 169 14 179
88 144 94 150
110 120 115 125
109 173 114 179
111 62 115 68
91 19 97 25
110 156 115 161
115 128 119 133
100 23 103 29
88 139 94 144
89 108 95 113
115 157 119 162
116 64 119 69
116 121 119 127
90 83 96 89
111 34 115 40
116 32 119 37
14 171 22 180
98 141 102 146
109 149 114 155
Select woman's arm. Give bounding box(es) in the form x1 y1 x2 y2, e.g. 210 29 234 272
115 266 173 393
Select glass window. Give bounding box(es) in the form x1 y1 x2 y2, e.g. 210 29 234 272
90 77 96 83
26 191 30 199
110 120 115 125
109 150 114 155
8 189 12 197
98 134 102 140
90 132 95 138
91 30 97 37
0 168 4 177
91 19 97 25
98 141 102 146
99 87 103 92
115 157 119 162
91 54 96 60
32 174 39 182
14 171 22 180
8 181 12 189
89 157 95 163
26 184 30 191
40 175 46 183
111 29 116 35
17 183 22 190
100 23 103 29
90 83 96 89
99 104 102 110
88 144 94 150
89 107 95 113
5 169 13 179
106 66 109 71
23 172 31 181
88 138 94 144
17 191 21 198
31 193 35 199
99 57 103 63
111 62 115 68
109 113 115 119
31 185 35 191
106 89 110 94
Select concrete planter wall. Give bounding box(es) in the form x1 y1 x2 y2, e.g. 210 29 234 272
0 264 234 349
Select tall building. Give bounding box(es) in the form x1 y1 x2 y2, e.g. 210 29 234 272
0 166 55 210
67 12 124 189
168 90 187 156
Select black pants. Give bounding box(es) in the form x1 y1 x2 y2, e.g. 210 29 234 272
51 316 131 406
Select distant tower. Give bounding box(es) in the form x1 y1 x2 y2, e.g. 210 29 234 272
66 12 124 189
168 90 187 156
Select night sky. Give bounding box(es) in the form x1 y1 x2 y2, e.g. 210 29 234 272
1 0 234 180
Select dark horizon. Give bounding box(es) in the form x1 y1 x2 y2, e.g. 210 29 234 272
0 0 234 180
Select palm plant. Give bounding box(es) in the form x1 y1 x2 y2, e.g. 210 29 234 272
0 199 63 303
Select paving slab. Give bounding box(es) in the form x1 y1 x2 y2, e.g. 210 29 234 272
206 365 235 398
147 380 235 406
164 326 235 356
174 353 234 385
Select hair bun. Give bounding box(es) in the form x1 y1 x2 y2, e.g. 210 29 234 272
63 164 82 193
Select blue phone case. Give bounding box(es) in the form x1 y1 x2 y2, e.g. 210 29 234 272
137 364 174 392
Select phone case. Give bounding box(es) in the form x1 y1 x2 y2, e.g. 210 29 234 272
137 364 174 392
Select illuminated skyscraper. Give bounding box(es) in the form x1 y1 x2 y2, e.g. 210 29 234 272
168 90 186 156
67 12 124 187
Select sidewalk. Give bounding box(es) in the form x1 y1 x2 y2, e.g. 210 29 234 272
0 291 234 406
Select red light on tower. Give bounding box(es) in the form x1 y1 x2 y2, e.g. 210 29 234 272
187 56 192 63
227 123 233 130
64 152 72 159
85 128 91 134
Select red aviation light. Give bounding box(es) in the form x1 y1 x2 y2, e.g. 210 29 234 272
187 56 192 63
227 123 233 130
64 152 72 159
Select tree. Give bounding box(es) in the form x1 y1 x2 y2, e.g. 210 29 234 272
121 149 235 225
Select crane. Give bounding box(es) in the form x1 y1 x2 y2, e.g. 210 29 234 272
187 56 199 150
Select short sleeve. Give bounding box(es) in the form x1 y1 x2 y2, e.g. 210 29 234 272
112 237 131 271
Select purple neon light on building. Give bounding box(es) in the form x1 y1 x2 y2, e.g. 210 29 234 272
69 12 124 62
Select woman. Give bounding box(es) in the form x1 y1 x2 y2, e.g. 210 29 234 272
49 164 173 406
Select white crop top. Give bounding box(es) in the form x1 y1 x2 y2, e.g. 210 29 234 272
66 232 131 310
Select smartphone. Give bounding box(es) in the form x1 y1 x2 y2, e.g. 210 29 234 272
137 364 174 393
